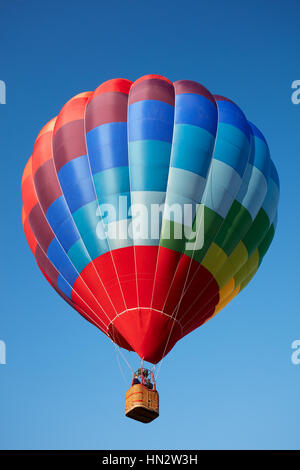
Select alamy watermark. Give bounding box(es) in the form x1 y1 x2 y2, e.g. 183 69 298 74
291 80 300 104
95 197 204 250
0 340 6 365
291 340 300 365
0 80 6 104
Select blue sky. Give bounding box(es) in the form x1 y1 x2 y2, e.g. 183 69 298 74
0 0 299 450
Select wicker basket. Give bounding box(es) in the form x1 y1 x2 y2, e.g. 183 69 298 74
125 384 159 423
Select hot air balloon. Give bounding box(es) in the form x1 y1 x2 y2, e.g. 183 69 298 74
21 75 279 423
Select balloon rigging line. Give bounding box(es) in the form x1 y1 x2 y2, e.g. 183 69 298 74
113 344 128 386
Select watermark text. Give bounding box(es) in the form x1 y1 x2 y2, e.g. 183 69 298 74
95 197 204 250
291 80 300 104
0 340 6 365
0 80 6 104
291 340 300 365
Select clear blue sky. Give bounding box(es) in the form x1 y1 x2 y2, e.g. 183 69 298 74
0 0 299 450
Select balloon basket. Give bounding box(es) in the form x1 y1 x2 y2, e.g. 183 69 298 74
125 384 159 423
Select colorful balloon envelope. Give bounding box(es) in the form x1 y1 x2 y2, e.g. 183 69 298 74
21 75 279 364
